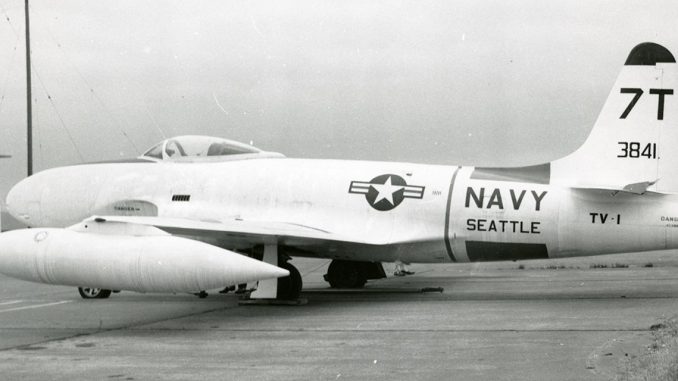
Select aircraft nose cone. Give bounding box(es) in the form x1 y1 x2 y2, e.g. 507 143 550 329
6 181 23 217
6 177 37 225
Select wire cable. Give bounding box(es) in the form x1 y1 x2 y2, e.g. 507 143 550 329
0 5 20 114
29 4 141 155
31 67 85 161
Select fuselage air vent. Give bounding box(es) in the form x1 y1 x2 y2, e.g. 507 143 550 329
171 194 191 202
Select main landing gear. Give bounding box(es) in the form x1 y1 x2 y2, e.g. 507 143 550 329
323 260 386 288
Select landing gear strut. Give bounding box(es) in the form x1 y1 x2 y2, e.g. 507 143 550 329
324 260 386 288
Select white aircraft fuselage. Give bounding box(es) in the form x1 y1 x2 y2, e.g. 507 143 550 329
8 157 678 264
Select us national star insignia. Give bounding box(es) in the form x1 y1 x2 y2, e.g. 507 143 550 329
349 174 425 211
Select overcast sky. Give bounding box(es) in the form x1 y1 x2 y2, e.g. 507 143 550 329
1 0 678 210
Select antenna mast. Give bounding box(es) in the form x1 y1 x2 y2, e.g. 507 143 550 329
24 0 32 176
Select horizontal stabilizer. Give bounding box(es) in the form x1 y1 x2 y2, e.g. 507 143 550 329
570 179 658 195
622 179 658 194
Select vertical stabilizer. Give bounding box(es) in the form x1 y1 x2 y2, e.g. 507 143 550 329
551 43 678 193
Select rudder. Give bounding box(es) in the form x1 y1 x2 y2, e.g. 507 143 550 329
551 42 678 193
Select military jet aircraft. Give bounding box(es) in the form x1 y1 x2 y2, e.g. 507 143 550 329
0 42 676 301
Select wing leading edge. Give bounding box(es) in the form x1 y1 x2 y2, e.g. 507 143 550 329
77 215 445 263
88 215 367 245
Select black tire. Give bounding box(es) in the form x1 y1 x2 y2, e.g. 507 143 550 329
78 287 112 299
326 260 367 288
277 262 302 300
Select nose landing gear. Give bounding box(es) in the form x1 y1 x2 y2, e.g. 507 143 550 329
277 261 302 300
247 244 304 302
78 287 112 299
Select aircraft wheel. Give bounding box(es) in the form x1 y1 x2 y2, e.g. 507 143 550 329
78 287 112 299
325 260 367 288
277 262 302 300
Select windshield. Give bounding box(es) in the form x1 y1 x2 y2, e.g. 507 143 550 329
141 135 264 161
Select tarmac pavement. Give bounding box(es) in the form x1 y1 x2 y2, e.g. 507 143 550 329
0 252 677 380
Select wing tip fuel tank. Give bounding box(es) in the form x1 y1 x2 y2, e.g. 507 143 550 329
0 229 289 293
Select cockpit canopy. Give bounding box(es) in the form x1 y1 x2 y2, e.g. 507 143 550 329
140 135 283 162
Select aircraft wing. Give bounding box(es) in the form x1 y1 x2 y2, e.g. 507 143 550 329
89 215 370 246
83 215 442 261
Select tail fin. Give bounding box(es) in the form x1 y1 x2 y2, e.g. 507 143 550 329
551 42 678 193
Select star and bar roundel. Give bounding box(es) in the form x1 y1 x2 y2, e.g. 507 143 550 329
349 174 425 211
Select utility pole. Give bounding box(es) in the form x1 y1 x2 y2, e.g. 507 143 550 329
25 0 32 176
